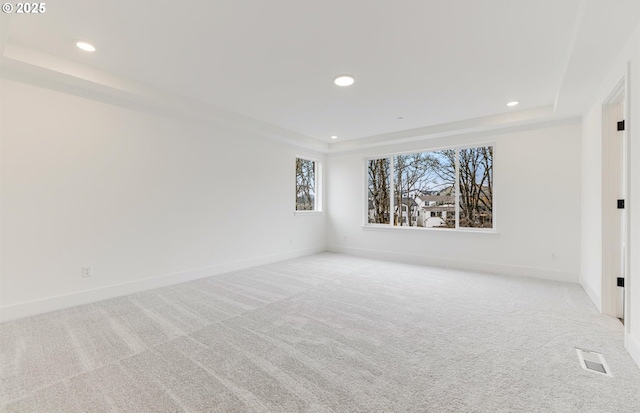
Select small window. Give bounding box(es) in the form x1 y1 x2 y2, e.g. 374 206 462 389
367 158 391 224
296 157 319 211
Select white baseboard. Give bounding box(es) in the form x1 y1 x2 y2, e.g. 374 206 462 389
328 246 578 283
579 278 602 312
0 247 325 323
626 333 640 370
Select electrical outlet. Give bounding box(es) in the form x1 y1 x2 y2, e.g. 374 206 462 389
289 238 293 245
82 266 92 278
551 253 557 261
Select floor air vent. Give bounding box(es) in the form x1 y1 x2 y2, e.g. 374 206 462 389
576 348 613 377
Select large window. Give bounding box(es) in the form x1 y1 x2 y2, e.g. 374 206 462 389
366 145 493 230
296 157 319 211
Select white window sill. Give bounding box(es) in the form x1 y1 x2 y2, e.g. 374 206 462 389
361 224 497 234
294 211 323 216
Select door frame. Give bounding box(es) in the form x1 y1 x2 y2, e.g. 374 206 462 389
601 72 630 331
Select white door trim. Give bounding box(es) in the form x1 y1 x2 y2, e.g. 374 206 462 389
623 62 632 336
601 75 627 320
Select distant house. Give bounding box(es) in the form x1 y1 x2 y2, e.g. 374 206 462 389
367 199 390 223
396 197 418 226
415 188 455 228
368 191 455 227
296 194 315 211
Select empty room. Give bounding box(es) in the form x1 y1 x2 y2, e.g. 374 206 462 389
1 1 640 412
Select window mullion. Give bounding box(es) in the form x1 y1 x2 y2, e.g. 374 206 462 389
389 157 395 227
455 148 460 229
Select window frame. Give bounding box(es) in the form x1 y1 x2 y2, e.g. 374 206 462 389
295 155 322 214
362 142 496 232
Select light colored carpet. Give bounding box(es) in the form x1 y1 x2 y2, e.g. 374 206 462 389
1 253 639 412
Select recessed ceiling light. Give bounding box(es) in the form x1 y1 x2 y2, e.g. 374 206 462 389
334 75 354 87
76 42 96 52
507 101 519 107
330 135 338 140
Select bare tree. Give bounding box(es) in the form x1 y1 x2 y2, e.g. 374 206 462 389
458 147 493 228
426 149 457 228
393 153 440 226
431 149 456 188
296 158 315 210
368 159 390 223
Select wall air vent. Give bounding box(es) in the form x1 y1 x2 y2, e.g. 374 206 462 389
576 348 612 377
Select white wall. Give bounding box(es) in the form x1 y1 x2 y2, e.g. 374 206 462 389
0 78 326 321
581 101 603 308
326 121 582 283
581 24 640 367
